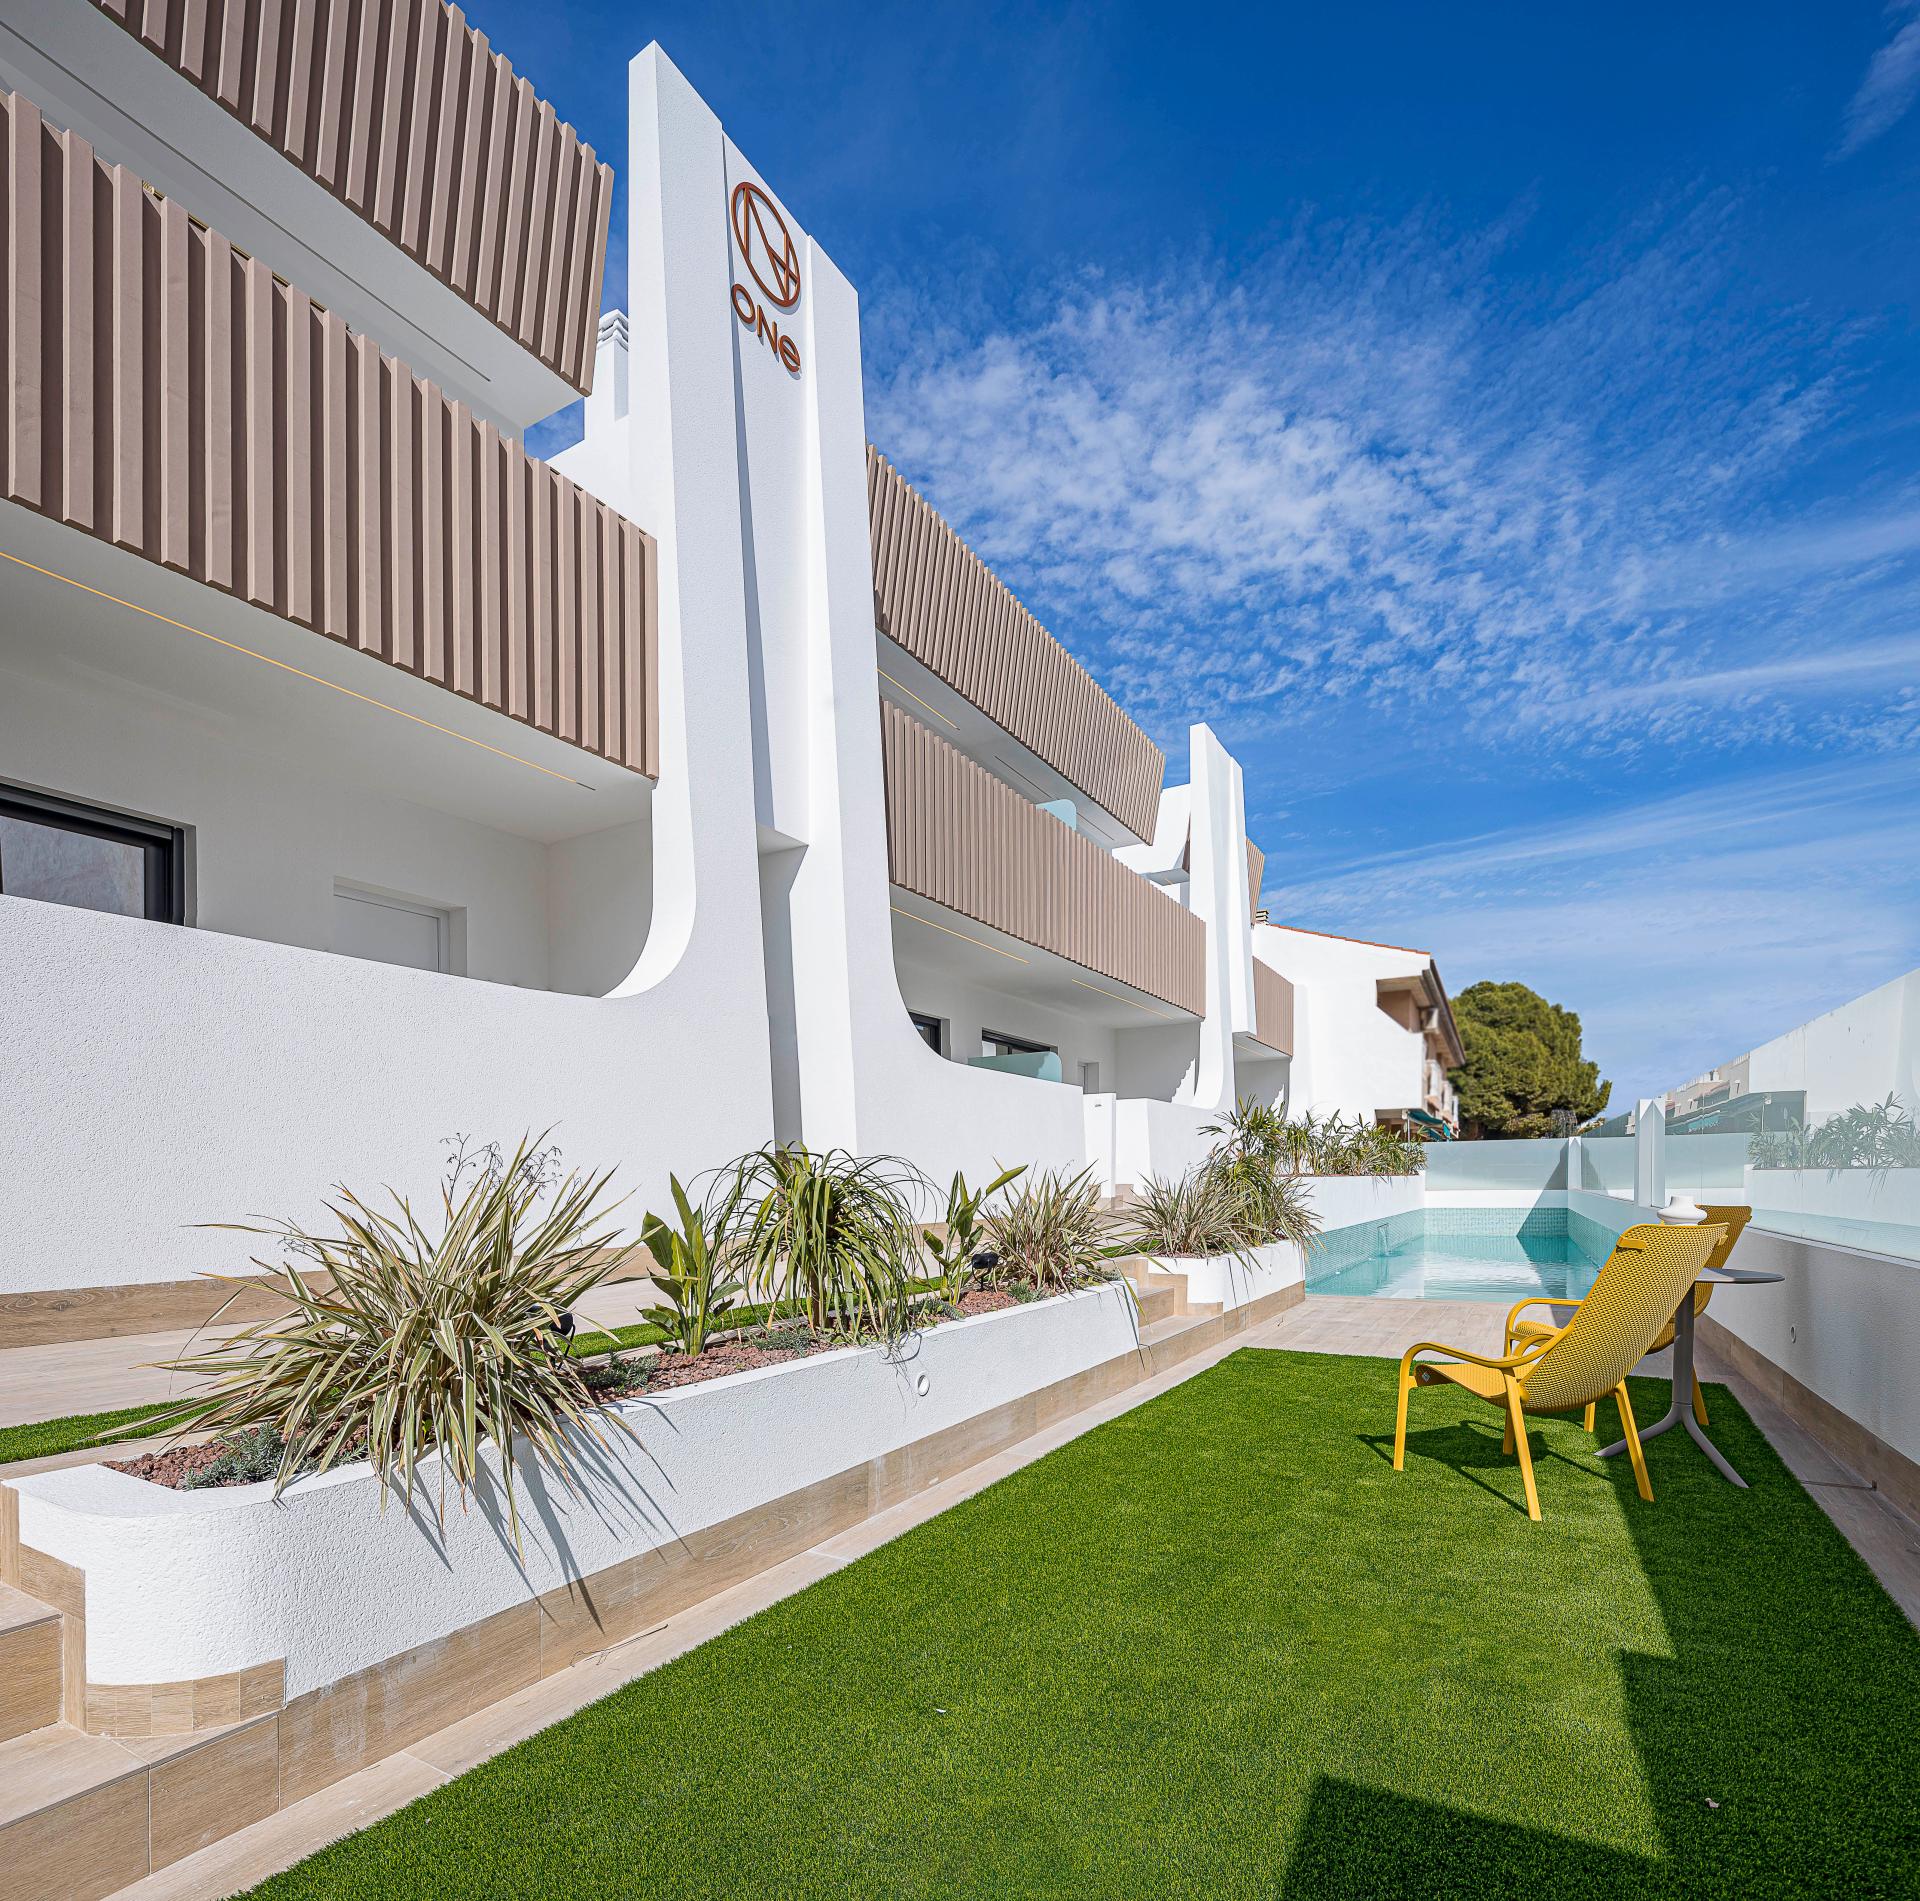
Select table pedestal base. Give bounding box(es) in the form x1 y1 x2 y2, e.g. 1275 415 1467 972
1596 1296 1749 1488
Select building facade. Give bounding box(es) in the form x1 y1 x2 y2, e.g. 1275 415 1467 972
0 18 1453 1327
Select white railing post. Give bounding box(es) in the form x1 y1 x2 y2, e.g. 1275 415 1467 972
1634 1098 1666 1211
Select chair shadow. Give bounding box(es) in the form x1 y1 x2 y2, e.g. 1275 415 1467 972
1355 1418 1612 1516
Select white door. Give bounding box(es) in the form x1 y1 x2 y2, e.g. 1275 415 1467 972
332 887 448 972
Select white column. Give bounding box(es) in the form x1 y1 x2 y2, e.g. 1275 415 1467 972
1634 1097 1667 1211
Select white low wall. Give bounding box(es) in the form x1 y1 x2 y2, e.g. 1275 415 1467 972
1300 1174 1427 1234
11 1284 1143 1698
1745 1166 1920 1260
1699 1228 1920 1473
1085 1095 1221 1193
1147 1240 1304 1312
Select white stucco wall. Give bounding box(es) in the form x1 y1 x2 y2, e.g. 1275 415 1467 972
1146 1240 1304 1311
1252 923 1430 1122
1701 1229 1920 1473
1744 969 1920 1124
0 48 786 1298
11 1284 1144 1695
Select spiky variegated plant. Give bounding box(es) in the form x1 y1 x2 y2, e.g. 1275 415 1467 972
1123 1169 1261 1261
980 1166 1120 1297
145 1138 640 1547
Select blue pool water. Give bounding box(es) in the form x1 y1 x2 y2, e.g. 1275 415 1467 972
1308 1208 1615 1302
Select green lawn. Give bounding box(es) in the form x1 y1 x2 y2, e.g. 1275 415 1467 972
0 1400 179 1467
248 1347 1919 1898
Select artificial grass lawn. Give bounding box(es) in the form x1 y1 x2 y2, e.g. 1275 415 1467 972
247 1347 1915 1897
0 1399 177 1466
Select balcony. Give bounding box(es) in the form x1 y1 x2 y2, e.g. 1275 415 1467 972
0 86 655 779
0 0 612 427
1250 955 1295 1057
881 701 1203 1015
867 448 1165 846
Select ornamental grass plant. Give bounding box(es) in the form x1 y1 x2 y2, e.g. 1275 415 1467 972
147 1137 640 1547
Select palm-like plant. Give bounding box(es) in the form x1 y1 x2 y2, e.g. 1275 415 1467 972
731 1145 927 1341
1751 1096 1920 1171
981 1167 1119 1297
146 1139 640 1547
923 1164 1026 1309
640 1175 746 1356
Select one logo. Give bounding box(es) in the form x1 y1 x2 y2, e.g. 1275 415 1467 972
730 181 801 311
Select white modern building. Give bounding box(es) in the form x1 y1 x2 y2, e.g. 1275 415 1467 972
0 13 1456 1338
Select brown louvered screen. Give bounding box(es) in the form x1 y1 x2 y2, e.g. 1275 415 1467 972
1251 957 1294 1056
867 448 1165 843
1246 839 1265 921
88 0 613 395
882 702 1204 1016
0 89 656 776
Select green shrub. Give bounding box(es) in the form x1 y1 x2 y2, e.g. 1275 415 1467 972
923 1164 1026 1309
1751 1096 1920 1171
639 1175 746 1356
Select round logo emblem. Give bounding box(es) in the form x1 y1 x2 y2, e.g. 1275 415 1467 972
730 180 801 312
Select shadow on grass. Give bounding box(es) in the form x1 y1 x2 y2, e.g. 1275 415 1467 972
1356 1414 1616 1516
1280 1775 1650 1899
1288 1374 1920 1898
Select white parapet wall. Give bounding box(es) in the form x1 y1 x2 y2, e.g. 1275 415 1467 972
1146 1240 1306 1313
11 1284 1145 1699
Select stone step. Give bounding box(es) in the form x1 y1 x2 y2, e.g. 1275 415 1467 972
0 1583 62 1745
1132 1281 1182 1326
0 1713 277 1901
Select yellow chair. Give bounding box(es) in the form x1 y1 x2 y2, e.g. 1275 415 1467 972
1505 1206 1752 1431
1392 1221 1727 1521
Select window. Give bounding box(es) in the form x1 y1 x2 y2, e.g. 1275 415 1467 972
983 1029 1056 1060
909 1011 945 1056
332 883 454 974
0 784 183 923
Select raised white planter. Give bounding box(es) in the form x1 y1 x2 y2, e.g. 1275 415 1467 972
10 1284 1143 1699
1146 1240 1304 1312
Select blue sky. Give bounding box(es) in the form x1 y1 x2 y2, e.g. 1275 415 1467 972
498 2 1920 1111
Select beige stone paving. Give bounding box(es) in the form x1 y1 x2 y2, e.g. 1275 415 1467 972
0 1279 663 1442
102 1293 1920 1900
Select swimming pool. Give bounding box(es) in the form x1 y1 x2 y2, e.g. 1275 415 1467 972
1308 1207 1617 1302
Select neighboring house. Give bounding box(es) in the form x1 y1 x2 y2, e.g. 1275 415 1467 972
1250 925 1464 1133
0 18 1427 1329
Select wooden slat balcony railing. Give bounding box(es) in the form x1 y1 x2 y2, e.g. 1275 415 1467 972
868 447 1166 844
0 87 656 776
88 0 613 395
882 702 1204 1016
1251 955 1295 1056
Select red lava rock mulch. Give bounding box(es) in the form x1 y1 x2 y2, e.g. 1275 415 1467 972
955 1289 1019 1315
109 1441 226 1488
642 1337 825 1391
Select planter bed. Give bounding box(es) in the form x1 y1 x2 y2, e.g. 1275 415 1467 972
8 1282 1174 1717
1144 1240 1306 1313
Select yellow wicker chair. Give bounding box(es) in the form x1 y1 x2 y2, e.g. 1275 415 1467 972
1392 1221 1727 1521
1505 1206 1752 1431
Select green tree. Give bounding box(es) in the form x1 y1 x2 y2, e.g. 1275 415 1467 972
1449 981 1610 1139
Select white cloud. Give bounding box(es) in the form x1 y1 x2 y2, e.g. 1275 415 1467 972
1836 4 1920 158
1268 757 1920 1107
864 199 1903 766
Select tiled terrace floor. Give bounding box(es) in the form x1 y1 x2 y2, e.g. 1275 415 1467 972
96 1291 1920 1899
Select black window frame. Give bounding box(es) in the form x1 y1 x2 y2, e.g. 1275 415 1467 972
982 1028 1057 1060
0 783 186 924
908 1011 945 1056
